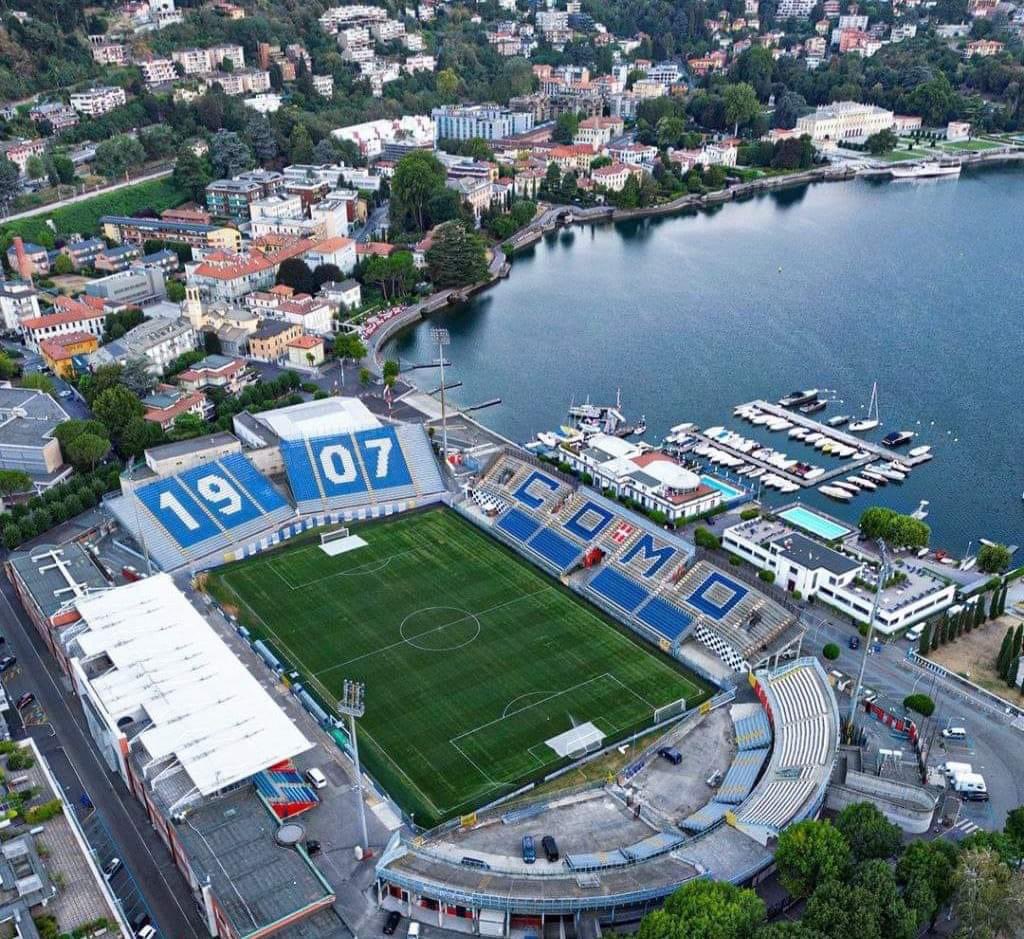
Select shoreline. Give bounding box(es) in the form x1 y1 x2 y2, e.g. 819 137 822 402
370 146 1024 368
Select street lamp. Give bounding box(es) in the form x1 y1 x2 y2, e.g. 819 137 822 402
847 540 891 729
430 327 450 460
337 679 370 855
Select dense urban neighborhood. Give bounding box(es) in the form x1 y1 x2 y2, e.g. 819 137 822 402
0 0 1022 937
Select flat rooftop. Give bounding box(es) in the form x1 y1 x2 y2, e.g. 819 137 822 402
7 542 109 621
174 787 340 938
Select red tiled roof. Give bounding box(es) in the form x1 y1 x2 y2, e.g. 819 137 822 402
356 242 396 257
23 297 105 331
287 335 323 349
39 331 97 360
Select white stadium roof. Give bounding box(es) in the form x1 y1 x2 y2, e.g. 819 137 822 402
74 574 311 798
257 396 380 441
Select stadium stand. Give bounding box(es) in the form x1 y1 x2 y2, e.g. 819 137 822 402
528 526 583 570
734 711 773 751
622 832 686 861
636 596 693 642
589 567 650 613
716 747 770 804
497 507 541 543
565 849 630 872
680 799 732 833
281 424 444 515
253 761 320 819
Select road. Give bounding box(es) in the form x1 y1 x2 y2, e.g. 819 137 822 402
354 204 390 243
0 577 206 938
802 608 1024 831
0 165 174 223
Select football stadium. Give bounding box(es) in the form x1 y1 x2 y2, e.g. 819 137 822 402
96 398 839 930
207 509 710 825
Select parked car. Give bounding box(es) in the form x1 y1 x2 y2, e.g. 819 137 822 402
15 692 34 710
0 656 16 672
306 839 321 856
522 834 536 864
102 857 122 879
657 746 682 765
383 911 401 935
408 922 420 939
137 926 156 939
542 835 559 862
848 636 860 650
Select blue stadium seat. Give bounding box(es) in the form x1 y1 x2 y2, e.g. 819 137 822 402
219 453 289 513
636 597 693 642
512 470 561 510
136 478 222 549
589 567 649 612
563 500 614 542
497 508 541 542
687 571 748 620
177 462 264 529
528 526 581 570
281 440 323 504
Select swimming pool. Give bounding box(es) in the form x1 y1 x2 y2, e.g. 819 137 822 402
779 506 852 541
701 475 745 501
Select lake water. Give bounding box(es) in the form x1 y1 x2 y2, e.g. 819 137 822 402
389 165 1024 554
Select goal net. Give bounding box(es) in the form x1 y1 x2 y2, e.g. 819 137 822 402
546 722 605 759
320 526 350 545
654 696 687 724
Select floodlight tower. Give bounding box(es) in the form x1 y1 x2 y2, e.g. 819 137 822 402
338 679 370 855
430 327 450 460
847 540 891 729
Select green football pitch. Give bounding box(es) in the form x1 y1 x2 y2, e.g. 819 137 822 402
208 509 709 826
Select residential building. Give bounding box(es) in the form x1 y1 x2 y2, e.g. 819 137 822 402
186 237 314 303
140 58 178 86
893 114 923 133
142 383 211 429
245 286 335 335
963 38 1004 57
776 0 816 16
432 104 534 141
947 120 971 141
94 243 143 273
69 85 127 116
171 43 244 74
591 162 630 192
795 101 895 142
321 279 361 310
84 266 166 305
89 36 129 65
403 53 437 73
29 101 79 130
287 334 325 368
722 514 955 633
100 214 241 252
21 296 106 351
331 115 434 157
0 280 40 332
573 115 624 148
3 138 47 174
139 248 181 275
248 320 302 362
5 239 49 277
446 176 493 221
39 330 98 377
201 68 272 96
94 316 199 374
205 170 284 220
312 74 334 96
0 387 72 486
62 237 105 270
303 236 357 276
249 192 305 224
607 142 658 167
177 354 251 393
513 168 545 199
560 435 723 522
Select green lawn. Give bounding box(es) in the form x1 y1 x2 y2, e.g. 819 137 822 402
207 509 709 825
937 139 1004 152
876 148 934 162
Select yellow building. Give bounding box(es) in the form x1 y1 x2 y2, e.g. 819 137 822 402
39 331 99 378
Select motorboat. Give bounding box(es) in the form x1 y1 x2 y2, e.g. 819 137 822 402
778 388 820 408
788 427 809 439
799 399 827 415
804 467 825 481
869 463 905 482
747 468 765 479
672 422 698 434
862 470 888 485
827 414 851 427
908 445 932 459
750 414 773 425
704 425 725 437
768 418 793 431
849 381 881 433
847 476 877 491
804 432 823 444
820 485 854 502
910 500 929 520
832 481 862 495
882 430 915 447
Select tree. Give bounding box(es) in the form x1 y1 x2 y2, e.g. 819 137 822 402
65 432 111 471
917 622 931 655
359 367 371 385
896 839 959 930
857 507 929 550
209 130 253 179
288 124 315 165
169 412 206 441
834 802 902 863
382 359 400 381
173 148 211 202
48 152 75 186
638 879 765 939
390 150 446 233
0 157 20 209
979 543 1011 573
902 693 935 717
0 470 31 495
724 82 761 136
362 253 417 301
92 386 144 442
773 91 807 130
334 332 367 365
21 373 56 395
245 112 278 164
436 67 458 101
312 138 339 166
552 111 580 144
94 135 146 179
312 263 344 291
774 820 850 899
276 258 316 296
822 642 840 661
119 416 166 458
25 155 44 180
140 125 176 161
54 420 108 450
953 847 1024 939
865 128 898 155
425 222 488 288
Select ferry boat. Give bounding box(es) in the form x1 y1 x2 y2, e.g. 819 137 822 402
890 160 962 180
799 399 827 415
779 388 820 408
882 430 915 447
827 414 851 428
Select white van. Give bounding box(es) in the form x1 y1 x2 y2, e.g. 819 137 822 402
906 624 925 642
953 772 988 801
942 727 967 741
305 767 328 789
941 761 972 779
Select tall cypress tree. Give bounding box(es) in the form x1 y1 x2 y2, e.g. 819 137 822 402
991 590 1001 620
973 598 985 628
997 628 1013 677
1013 623 1023 662
1000 585 1009 616
932 615 944 651
918 622 931 656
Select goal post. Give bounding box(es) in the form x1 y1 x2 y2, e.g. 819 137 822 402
320 526 350 546
654 696 687 724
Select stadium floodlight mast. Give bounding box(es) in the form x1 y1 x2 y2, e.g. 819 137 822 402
337 679 370 855
430 327 450 460
847 539 890 729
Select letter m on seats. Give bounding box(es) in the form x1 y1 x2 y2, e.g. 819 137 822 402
621 534 675 578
